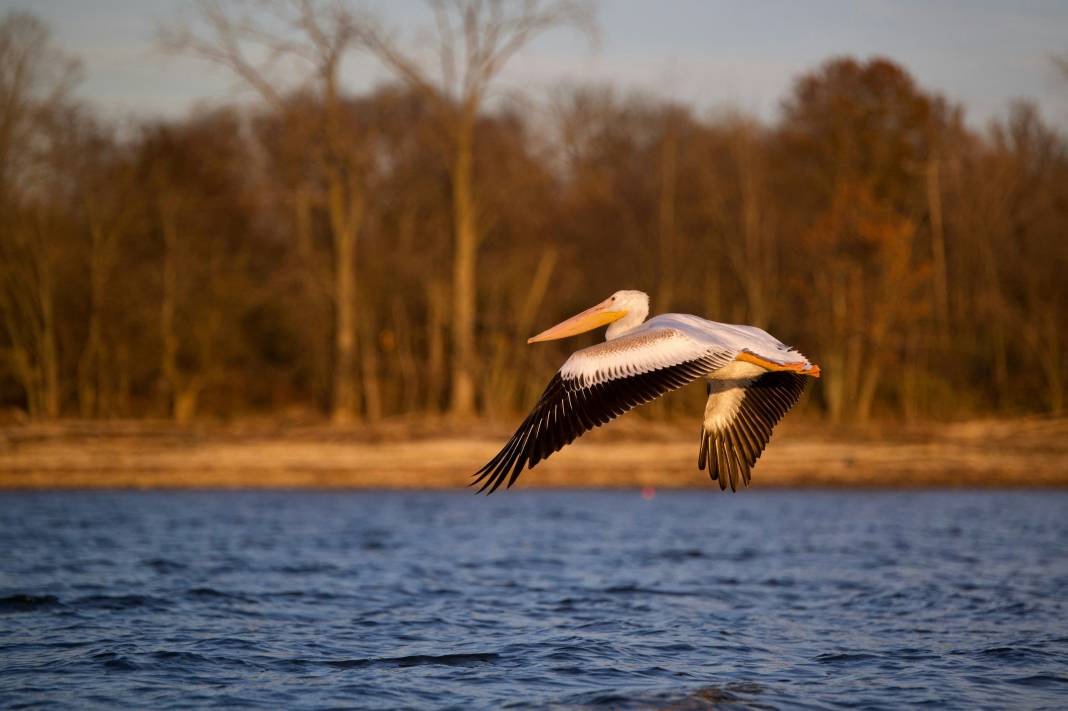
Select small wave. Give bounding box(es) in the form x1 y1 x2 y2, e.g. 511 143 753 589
978 645 1056 662
90 649 262 672
542 651 583 663
323 652 500 669
262 590 340 601
274 562 339 574
149 650 214 666
0 594 62 613
889 647 939 661
1008 674 1068 688
815 652 880 664
603 585 694 597
988 601 1037 616
555 682 765 709
91 651 140 672
186 587 256 603
656 548 706 562
689 682 765 704
73 594 169 611
191 637 267 653
728 548 762 562
142 558 187 573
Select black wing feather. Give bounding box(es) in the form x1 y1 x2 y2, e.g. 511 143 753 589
475 354 730 494
698 371 807 492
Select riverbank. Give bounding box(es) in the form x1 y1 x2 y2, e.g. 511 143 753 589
1 417 1065 489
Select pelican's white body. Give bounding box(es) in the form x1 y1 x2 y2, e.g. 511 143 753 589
551 291 817 450
560 313 815 389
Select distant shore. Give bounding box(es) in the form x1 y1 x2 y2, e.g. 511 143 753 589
1 418 1065 490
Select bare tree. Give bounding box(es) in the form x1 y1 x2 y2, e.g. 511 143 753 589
724 115 774 329
77 127 138 418
162 0 371 422
656 109 678 314
0 12 81 200
0 12 81 419
10 19 1068 430
362 0 596 418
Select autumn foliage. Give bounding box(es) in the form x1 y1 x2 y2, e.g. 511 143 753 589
1 9 1066 425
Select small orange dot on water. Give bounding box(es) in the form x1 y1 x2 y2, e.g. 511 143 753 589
640 486 656 501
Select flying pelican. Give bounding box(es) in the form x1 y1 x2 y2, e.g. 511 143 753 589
475 290 820 494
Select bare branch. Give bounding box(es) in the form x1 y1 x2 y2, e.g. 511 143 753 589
157 0 370 108
1054 51 1068 80
360 24 449 112
363 0 596 126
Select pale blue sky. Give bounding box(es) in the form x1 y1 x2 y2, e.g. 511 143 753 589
8 0 1068 129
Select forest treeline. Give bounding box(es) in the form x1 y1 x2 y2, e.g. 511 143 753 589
1 3 1066 426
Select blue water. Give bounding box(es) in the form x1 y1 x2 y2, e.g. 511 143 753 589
1 490 1066 709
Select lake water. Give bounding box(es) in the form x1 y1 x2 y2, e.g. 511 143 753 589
1 489 1066 709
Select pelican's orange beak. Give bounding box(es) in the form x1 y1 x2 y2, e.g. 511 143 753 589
527 299 627 344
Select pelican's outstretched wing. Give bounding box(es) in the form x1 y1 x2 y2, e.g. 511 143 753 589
473 327 736 493
698 371 808 492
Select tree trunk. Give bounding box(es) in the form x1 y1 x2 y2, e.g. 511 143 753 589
486 248 557 414
78 215 107 417
449 118 478 418
328 172 362 423
824 272 849 424
392 297 420 413
159 202 180 420
1025 304 1064 416
174 377 202 425
657 124 676 313
703 262 721 321
115 341 131 416
978 221 1009 407
40 311 59 417
425 279 447 413
358 302 382 421
738 135 767 328
926 157 949 342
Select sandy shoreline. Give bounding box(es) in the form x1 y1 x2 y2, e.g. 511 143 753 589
1 418 1065 490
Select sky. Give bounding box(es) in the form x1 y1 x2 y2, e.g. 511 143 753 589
8 0 1068 130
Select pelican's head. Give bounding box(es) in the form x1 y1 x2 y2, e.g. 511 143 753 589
528 290 650 344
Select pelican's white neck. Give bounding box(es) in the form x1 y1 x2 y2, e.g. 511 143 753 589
605 292 650 340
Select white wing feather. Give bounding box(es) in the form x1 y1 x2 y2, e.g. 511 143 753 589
559 314 810 387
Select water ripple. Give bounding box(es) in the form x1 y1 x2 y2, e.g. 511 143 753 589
323 652 500 669
1 489 1065 709
0 594 62 613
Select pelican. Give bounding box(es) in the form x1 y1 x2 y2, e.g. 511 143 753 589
475 290 820 494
